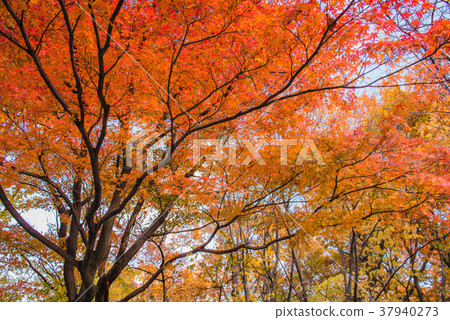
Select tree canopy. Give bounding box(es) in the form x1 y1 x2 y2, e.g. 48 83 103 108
0 0 449 301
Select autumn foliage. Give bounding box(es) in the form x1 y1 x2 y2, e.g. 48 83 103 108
0 0 449 301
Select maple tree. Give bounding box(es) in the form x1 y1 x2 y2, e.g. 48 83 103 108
0 0 448 301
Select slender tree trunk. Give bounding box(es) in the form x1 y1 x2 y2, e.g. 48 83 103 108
439 251 448 301
291 249 308 302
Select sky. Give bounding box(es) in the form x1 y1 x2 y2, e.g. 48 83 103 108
22 208 53 234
